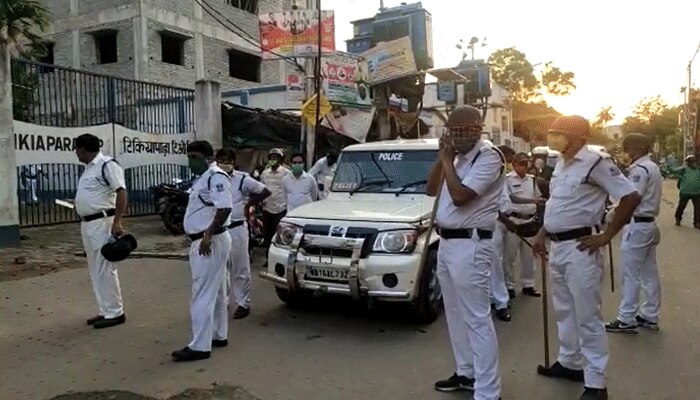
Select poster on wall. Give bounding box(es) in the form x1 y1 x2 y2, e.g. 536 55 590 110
321 51 371 107
258 10 335 60
361 36 417 85
322 106 375 143
285 66 306 102
13 121 194 169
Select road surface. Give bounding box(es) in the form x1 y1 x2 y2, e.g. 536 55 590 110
0 181 698 400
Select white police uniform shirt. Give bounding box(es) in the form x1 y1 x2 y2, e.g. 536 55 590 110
435 140 505 230
230 171 267 221
627 155 662 218
183 164 233 235
75 153 126 217
544 146 636 233
309 156 336 184
281 172 318 211
504 172 541 222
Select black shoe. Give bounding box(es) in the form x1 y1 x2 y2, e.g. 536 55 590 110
171 346 211 362
635 315 660 331
86 315 104 326
605 319 638 334
212 339 228 348
495 308 511 322
434 373 474 392
233 306 250 320
537 361 584 382
675 219 681 226
93 314 126 329
507 289 516 299
580 387 608 400
522 287 542 297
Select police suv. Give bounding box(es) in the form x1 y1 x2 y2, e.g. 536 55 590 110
259 139 442 322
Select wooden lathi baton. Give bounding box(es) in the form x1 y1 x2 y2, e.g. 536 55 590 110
418 176 444 274
539 253 550 368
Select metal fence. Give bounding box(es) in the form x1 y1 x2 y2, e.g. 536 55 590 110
12 59 196 227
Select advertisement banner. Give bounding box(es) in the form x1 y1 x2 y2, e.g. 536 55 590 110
362 36 417 85
259 10 335 60
13 121 194 169
285 66 306 102
321 51 371 106
322 106 376 143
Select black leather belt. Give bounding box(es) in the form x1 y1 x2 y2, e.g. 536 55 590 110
227 220 245 229
547 226 598 242
436 227 493 240
633 216 655 223
81 209 115 222
508 212 535 219
188 226 227 241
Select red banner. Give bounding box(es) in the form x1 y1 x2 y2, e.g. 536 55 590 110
259 10 335 60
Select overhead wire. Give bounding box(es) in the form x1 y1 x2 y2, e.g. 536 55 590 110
192 0 306 73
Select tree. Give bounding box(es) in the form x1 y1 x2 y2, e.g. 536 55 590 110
622 96 679 156
0 0 51 247
487 47 576 141
594 106 615 129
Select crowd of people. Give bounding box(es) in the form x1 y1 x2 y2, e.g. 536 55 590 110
67 102 686 399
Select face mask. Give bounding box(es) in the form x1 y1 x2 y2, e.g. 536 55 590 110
268 159 279 168
547 134 569 153
451 134 480 154
534 159 545 169
219 163 234 174
327 155 338 166
188 157 209 175
291 164 304 175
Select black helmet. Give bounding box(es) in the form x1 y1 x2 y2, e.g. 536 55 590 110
101 233 138 262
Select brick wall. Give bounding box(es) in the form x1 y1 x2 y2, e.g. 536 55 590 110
146 20 198 87
200 0 260 41
78 19 135 79
148 0 195 19
45 0 72 21
43 31 74 67
78 0 131 13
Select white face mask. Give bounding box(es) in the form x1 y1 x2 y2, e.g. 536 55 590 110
534 159 545 169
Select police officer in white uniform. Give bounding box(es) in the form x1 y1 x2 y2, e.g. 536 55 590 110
606 133 662 333
489 183 513 322
172 141 233 362
502 152 543 299
282 152 318 211
215 149 271 320
533 116 641 400
74 134 128 329
308 151 339 199
427 106 503 400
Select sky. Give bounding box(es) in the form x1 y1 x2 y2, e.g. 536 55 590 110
324 0 700 125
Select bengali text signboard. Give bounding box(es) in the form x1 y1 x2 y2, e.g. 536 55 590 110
362 36 417 85
259 10 335 60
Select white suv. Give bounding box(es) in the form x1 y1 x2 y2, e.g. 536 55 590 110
259 138 442 322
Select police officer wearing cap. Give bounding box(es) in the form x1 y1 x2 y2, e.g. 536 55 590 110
172 140 233 362
427 105 504 400
74 133 128 330
215 149 271 320
533 116 641 400
502 152 544 299
606 133 663 333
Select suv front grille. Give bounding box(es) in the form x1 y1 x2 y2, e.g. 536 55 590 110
300 225 379 258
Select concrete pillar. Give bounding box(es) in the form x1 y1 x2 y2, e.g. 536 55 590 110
195 80 223 149
0 45 21 248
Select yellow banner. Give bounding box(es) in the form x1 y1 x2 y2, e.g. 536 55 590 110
301 93 332 126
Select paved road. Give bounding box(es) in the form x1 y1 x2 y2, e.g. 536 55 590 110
1 181 698 400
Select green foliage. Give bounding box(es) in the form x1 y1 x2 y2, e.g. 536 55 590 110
622 96 680 156
593 106 615 129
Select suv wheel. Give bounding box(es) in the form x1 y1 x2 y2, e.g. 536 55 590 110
275 287 313 308
411 247 442 323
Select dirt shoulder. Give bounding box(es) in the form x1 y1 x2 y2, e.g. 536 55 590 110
48 386 260 400
0 215 189 282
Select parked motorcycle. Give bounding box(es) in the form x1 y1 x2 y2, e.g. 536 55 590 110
149 177 194 235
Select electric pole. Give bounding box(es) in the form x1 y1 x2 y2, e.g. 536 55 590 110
684 42 700 159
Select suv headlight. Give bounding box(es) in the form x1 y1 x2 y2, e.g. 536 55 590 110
373 230 418 253
274 222 302 247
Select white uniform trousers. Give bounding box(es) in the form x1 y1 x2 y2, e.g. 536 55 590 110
80 217 124 319
549 239 608 389
188 232 232 352
617 222 661 325
438 236 501 400
489 222 510 310
503 228 536 290
226 222 252 309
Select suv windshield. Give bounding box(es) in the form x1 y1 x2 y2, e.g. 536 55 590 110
331 150 437 194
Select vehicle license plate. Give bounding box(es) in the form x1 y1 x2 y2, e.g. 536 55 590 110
305 266 349 281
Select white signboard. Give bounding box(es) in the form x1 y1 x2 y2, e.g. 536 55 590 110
13 121 194 168
322 106 375 143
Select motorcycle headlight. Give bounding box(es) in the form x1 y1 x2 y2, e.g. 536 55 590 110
373 230 418 254
274 222 302 248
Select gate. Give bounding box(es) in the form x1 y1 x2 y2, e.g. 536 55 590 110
11 59 195 226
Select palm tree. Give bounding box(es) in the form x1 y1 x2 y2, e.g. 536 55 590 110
0 0 50 247
595 106 615 129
